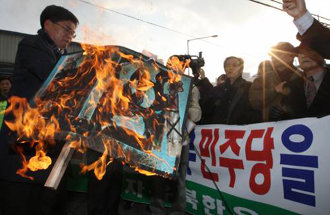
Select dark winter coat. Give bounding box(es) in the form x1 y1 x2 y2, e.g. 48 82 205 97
209 77 260 125
0 30 63 184
297 19 330 60
12 29 61 101
249 66 305 122
304 68 330 118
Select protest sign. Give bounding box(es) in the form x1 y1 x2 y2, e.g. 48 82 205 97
6 46 192 188
122 116 330 215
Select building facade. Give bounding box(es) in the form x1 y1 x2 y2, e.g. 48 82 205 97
0 29 82 76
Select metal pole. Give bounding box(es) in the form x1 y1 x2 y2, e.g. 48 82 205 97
186 34 218 76
187 40 190 75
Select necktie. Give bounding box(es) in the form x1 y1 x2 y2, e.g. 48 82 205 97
306 76 316 108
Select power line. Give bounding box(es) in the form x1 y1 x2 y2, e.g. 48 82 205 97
248 0 283 11
272 0 330 22
79 0 198 39
269 0 282 5
247 0 330 26
312 13 330 22
80 0 329 39
78 0 329 56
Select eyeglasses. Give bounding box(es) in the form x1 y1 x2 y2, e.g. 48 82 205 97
54 22 76 38
224 62 241 68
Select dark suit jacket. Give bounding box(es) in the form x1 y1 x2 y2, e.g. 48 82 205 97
0 30 62 184
210 77 260 125
12 29 59 101
305 68 330 118
297 19 330 59
249 66 305 122
194 77 214 124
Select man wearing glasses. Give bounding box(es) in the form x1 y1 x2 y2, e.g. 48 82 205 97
12 4 79 101
0 5 79 215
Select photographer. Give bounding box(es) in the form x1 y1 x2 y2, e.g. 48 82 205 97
194 68 213 124
190 61 214 125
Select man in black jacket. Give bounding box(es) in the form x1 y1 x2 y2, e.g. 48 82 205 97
296 45 330 118
210 56 260 125
0 5 79 215
13 5 79 101
249 42 305 122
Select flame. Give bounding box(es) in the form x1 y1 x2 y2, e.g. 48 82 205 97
15 146 33 180
133 167 157 176
167 56 189 74
81 144 109 180
5 97 59 143
5 44 184 181
27 150 52 171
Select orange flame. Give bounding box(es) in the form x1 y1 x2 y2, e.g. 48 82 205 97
5 44 184 181
133 167 157 176
27 150 52 171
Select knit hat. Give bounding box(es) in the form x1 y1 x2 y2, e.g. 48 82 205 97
270 42 296 56
295 44 325 67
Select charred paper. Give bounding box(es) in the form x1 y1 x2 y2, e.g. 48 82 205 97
34 46 192 177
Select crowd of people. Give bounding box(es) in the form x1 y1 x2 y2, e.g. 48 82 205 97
195 41 328 126
193 0 330 125
0 0 329 214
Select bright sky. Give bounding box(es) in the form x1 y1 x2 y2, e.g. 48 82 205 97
0 0 329 82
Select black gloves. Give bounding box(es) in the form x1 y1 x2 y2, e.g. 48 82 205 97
269 106 288 121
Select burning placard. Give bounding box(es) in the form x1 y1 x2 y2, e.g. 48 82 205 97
7 45 192 186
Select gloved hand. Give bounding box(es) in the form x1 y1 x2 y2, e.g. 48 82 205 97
269 106 287 121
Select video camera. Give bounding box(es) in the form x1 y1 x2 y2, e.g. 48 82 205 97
169 52 205 75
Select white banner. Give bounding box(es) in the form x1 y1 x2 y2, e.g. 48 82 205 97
186 116 330 215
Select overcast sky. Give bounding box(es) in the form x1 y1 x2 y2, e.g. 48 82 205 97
0 0 329 82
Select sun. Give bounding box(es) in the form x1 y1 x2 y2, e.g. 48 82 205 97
219 13 299 77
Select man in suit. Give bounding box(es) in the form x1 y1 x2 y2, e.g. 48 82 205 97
210 56 259 125
296 45 330 118
249 42 305 122
0 5 79 215
13 5 79 101
282 0 330 59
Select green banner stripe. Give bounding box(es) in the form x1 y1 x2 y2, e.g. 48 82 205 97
121 172 172 207
121 173 299 214
186 180 299 215
0 101 7 131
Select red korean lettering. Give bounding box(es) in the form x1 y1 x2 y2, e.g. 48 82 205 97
246 127 274 195
199 128 220 181
201 159 219 182
199 128 219 166
219 157 244 187
220 130 245 156
219 130 245 187
249 163 271 195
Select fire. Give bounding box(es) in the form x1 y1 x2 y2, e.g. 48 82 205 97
4 96 59 179
133 167 157 176
27 150 52 171
166 55 189 75
81 141 110 181
5 96 59 142
5 44 186 181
